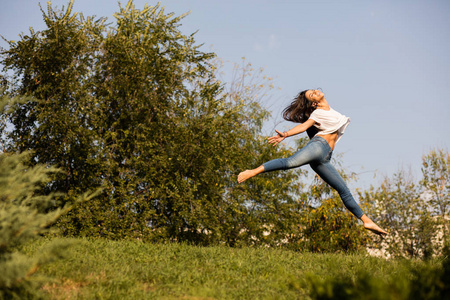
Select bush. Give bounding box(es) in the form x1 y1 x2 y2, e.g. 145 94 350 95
0 151 65 298
0 91 99 298
304 245 450 300
287 152 370 253
295 197 369 253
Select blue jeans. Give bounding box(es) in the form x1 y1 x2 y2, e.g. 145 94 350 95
262 136 364 218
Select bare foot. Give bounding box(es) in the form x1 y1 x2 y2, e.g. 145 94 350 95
238 170 255 183
364 222 388 236
360 214 387 236
238 166 265 183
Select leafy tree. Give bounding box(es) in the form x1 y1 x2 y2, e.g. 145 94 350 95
360 169 436 258
1 0 372 250
0 0 307 245
420 149 450 245
361 149 450 258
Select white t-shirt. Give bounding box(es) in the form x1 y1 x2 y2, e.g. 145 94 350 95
309 108 350 143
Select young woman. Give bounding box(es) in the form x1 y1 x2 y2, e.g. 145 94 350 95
238 89 387 235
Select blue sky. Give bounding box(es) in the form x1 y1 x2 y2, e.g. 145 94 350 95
1 0 449 190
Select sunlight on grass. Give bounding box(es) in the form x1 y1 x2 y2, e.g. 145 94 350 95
20 237 446 299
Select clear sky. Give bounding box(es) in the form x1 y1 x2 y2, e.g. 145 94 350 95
1 0 449 190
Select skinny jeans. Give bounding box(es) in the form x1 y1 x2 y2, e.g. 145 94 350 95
262 136 364 219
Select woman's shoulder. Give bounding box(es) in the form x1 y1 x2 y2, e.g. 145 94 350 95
310 107 345 120
311 108 330 115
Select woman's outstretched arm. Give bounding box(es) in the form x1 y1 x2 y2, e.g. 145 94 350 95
268 119 316 146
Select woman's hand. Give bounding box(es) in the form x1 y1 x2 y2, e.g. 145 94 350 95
268 129 287 146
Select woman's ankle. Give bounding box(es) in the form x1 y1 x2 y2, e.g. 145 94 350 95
360 214 371 224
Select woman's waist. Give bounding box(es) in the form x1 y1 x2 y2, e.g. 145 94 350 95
313 132 338 150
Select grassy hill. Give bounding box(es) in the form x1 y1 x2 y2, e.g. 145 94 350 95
22 237 448 299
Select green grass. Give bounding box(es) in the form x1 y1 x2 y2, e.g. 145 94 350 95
21 237 443 299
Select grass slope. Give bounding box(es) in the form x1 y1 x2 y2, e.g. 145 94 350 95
22 237 442 299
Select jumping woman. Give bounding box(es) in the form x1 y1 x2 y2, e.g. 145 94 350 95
238 89 387 235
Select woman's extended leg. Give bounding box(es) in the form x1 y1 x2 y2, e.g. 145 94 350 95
310 161 387 235
238 139 325 183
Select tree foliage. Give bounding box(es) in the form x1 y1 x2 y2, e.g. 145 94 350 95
0 0 310 246
0 1 380 253
420 149 450 244
360 149 450 258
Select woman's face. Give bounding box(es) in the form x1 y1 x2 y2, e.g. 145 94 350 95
305 89 324 102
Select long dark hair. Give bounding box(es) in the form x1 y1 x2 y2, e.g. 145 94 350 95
282 90 318 139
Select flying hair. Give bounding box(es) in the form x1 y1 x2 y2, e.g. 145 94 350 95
282 90 318 139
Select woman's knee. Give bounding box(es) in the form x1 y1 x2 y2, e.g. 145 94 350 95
337 185 352 197
285 156 298 169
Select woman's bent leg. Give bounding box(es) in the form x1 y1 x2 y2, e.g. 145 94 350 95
310 161 364 219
